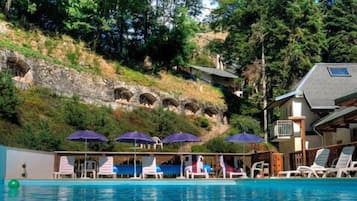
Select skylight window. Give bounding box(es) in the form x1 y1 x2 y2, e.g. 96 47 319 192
328 67 350 77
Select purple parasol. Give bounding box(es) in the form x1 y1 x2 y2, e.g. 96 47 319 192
162 132 201 143
66 130 108 142
225 132 264 171
66 130 108 178
225 132 264 143
115 131 155 144
162 132 201 178
115 131 155 178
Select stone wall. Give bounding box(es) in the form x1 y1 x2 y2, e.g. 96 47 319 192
0 48 227 123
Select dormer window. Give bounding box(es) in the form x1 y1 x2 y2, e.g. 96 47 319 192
328 67 350 77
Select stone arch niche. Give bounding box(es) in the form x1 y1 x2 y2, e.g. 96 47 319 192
162 97 179 112
6 56 31 77
139 93 157 108
114 87 134 102
204 105 219 118
184 100 200 115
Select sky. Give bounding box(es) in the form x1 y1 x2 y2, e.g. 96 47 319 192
197 0 218 21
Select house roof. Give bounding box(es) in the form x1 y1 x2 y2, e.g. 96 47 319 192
190 65 238 79
335 89 357 106
313 106 357 131
274 63 357 110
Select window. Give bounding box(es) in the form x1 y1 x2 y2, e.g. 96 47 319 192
328 67 350 77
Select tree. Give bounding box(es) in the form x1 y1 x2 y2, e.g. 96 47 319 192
322 0 357 62
211 0 326 110
4 0 12 18
0 71 21 121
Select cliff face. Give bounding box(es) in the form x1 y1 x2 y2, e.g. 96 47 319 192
0 48 227 124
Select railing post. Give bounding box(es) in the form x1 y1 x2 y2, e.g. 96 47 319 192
289 116 306 166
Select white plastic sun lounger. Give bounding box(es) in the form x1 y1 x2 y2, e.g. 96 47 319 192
53 156 76 179
322 146 355 178
97 156 117 178
142 156 163 179
278 148 330 178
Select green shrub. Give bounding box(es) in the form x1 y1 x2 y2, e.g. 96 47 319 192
205 136 243 153
191 145 210 152
44 39 57 55
194 116 210 130
63 96 90 129
17 121 60 151
229 114 262 135
191 54 213 67
0 71 21 121
66 51 80 65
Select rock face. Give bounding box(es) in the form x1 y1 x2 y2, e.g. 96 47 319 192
0 48 227 124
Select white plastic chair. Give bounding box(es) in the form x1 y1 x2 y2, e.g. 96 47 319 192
278 148 330 178
152 136 163 150
250 161 269 178
80 160 97 179
142 156 163 179
53 156 76 179
97 156 117 178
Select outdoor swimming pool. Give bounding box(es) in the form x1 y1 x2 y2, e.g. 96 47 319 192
1 179 357 201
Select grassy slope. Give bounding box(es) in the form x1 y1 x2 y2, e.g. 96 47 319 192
0 19 224 105
0 87 205 152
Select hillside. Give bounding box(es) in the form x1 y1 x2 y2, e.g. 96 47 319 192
0 18 237 153
0 20 225 106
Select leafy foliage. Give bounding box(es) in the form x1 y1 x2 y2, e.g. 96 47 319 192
322 0 357 62
0 71 21 121
229 114 262 135
205 136 243 153
211 0 326 117
3 0 204 68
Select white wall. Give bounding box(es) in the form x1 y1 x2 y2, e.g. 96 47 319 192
292 97 319 132
6 147 55 179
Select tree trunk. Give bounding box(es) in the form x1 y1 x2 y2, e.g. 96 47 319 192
4 0 12 19
262 43 268 143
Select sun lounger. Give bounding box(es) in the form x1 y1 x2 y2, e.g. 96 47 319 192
142 156 163 179
278 148 330 178
251 161 269 178
219 155 247 179
322 146 355 178
53 156 76 179
97 156 117 178
185 155 209 179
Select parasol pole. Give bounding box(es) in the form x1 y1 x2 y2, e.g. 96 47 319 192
177 142 185 179
84 138 87 178
243 144 246 172
134 139 137 178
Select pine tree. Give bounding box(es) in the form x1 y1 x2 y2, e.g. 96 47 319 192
323 0 357 62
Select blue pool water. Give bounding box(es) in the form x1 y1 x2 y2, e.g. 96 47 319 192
1 179 357 201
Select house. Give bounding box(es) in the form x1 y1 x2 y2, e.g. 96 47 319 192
313 90 357 145
189 65 238 88
268 63 357 169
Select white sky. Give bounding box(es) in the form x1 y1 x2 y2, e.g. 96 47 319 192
197 0 218 21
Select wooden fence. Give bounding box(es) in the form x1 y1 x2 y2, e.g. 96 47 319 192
289 142 357 170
